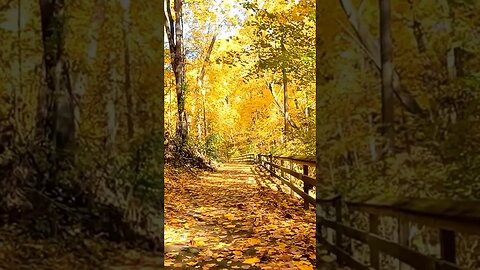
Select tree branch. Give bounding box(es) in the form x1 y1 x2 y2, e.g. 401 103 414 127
263 72 299 130
164 0 176 58
339 0 423 115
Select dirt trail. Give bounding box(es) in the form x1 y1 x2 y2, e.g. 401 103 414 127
165 162 320 269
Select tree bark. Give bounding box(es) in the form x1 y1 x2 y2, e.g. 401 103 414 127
379 0 394 154
38 0 74 165
339 0 423 115
263 72 298 130
283 67 288 137
105 52 118 155
194 30 218 141
280 35 288 137
406 0 426 54
71 0 105 135
15 0 24 142
202 90 207 138
120 0 134 140
165 0 188 146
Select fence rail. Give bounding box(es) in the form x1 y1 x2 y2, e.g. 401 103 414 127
233 152 479 270
258 154 315 209
317 195 479 270
230 153 256 163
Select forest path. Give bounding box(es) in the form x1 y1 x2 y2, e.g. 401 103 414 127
164 162 336 270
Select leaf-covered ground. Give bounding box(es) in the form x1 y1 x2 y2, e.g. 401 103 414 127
165 162 333 270
0 224 164 269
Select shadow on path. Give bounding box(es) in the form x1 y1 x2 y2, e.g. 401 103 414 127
164 162 317 269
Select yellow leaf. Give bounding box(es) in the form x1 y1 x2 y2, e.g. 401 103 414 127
248 238 261 246
186 261 198 266
193 240 206 247
294 261 313 270
243 257 260 265
224 213 235 220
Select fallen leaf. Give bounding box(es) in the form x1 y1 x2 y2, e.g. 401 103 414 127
248 238 261 246
293 261 313 270
243 257 260 265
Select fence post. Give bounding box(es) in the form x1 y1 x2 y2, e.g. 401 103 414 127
289 161 294 195
269 154 273 176
398 219 411 270
369 214 380 269
334 196 343 252
281 160 285 178
303 164 311 210
440 229 456 264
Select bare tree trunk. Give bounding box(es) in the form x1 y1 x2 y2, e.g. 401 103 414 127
281 35 288 137
194 31 218 141
120 0 134 140
440 0 458 81
31 0 95 167
38 0 74 166
368 113 378 161
197 119 201 141
304 92 309 132
105 52 118 154
71 0 105 135
379 0 394 154
165 0 188 146
202 90 207 138
15 0 24 142
339 0 422 115
283 67 288 137
264 72 299 130
407 0 426 54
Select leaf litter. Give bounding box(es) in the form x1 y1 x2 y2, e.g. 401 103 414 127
165 162 323 270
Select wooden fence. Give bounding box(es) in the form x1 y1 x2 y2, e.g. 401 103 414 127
257 154 315 210
317 195 479 270
230 153 256 163
235 153 480 270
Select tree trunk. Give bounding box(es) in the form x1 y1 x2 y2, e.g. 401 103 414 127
15 0 24 142
368 113 378 161
38 0 74 165
202 90 207 138
195 31 218 141
339 0 422 115
165 0 187 146
263 72 298 130
105 52 118 155
379 0 394 154
120 0 134 140
407 0 426 54
281 35 288 137
71 0 105 135
283 67 288 137
304 92 309 132
440 0 459 81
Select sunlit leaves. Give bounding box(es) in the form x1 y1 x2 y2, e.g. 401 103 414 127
164 164 316 269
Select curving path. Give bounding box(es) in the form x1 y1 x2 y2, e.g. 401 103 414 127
164 162 322 269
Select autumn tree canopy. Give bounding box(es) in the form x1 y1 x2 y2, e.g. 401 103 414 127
164 0 316 159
